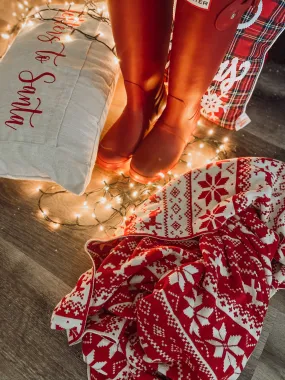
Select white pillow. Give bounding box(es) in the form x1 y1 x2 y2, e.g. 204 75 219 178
0 3 119 195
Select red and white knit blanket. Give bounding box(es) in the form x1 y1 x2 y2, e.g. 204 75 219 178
51 157 285 380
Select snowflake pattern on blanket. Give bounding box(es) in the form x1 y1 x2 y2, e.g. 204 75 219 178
51 157 285 380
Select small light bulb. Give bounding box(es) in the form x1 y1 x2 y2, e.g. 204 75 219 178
98 31 104 37
70 1 74 4
129 183 134 188
208 129 214 135
104 186 110 191
174 174 179 178
24 0 29 5
216 149 220 153
157 185 162 190
36 186 41 192
84 201 88 206
75 213 81 218
100 197 107 204
42 209 48 216
12 12 17 16
114 57 120 64
219 144 224 150
74 16 79 22
123 216 127 221
35 6 39 11
18 3 24 9
187 162 192 167
187 152 192 156
34 13 40 18
105 204 112 210
64 1 69 5
158 172 165 179
147 181 152 186
65 35 72 42
206 159 211 164
167 171 172 175
199 143 204 149
223 137 229 143
97 7 102 13
132 191 138 198
92 213 96 218
1 33 10 40
52 223 60 229
27 20 34 26
25 7 29 11
116 197 122 204
99 225 104 231
7 24 11 30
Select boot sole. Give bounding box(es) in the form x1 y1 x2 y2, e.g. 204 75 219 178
129 165 161 184
129 161 178 184
96 154 131 172
129 112 200 184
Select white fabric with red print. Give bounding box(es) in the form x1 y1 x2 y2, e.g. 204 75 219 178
51 157 285 379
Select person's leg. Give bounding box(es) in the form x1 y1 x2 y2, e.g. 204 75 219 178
130 0 256 183
97 0 174 170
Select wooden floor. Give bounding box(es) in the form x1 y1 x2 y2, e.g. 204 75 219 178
0 61 285 380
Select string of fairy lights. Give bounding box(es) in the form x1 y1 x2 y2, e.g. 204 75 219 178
0 1 118 60
36 134 232 236
1 1 233 236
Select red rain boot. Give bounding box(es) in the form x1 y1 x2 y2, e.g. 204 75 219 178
130 0 258 183
97 0 174 171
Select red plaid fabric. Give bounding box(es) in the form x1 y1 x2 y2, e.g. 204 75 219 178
202 0 285 130
166 0 285 130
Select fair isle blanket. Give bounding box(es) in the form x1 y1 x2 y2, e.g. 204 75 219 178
51 157 285 380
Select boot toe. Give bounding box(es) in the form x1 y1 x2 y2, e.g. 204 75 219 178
129 118 193 183
130 138 180 183
129 161 160 184
97 143 130 170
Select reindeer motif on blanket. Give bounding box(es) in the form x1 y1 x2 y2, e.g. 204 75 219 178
140 208 163 235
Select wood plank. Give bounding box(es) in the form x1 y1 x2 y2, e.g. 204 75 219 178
252 350 285 380
196 117 285 162
0 179 92 287
0 237 86 380
239 306 278 380
263 309 285 365
250 305 285 380
245 62 285 150
271 290 285 315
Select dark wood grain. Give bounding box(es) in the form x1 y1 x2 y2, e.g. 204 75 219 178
251 349 285 380
0 237 86 380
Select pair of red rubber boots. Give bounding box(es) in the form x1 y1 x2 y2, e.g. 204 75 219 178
97 0 257 183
